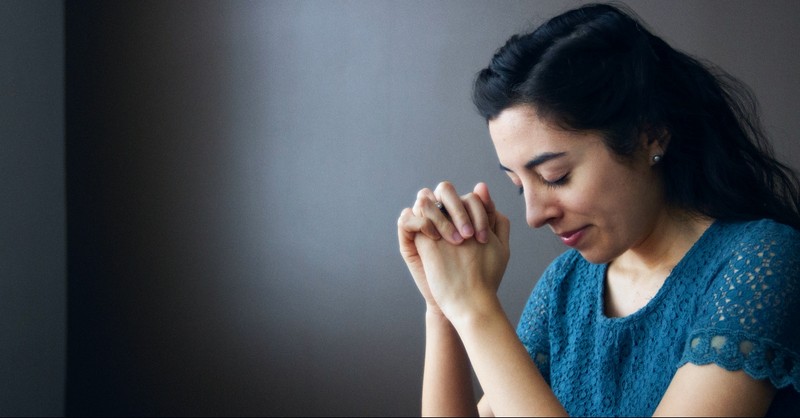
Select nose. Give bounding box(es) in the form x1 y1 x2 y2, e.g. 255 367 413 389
525 187 562 228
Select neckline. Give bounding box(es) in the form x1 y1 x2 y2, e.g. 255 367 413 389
596 220 719 323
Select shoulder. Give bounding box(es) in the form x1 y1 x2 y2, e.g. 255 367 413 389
708 219 800 276
680 219 800 392
689 219 800 275
713 218 800 251
702 219 799 308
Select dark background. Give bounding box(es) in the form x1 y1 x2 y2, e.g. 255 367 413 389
2 0 799 416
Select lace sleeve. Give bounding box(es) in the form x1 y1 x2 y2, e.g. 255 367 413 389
679 221 800 392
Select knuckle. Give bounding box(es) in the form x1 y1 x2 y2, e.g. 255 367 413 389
415 193 432 208
435 180 455 193
397 208 412 226
462 192 479 204
436 218 455 232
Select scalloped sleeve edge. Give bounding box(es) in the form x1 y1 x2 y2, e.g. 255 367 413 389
678 329 799 392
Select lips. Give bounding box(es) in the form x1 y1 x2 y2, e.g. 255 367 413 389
556 226 587 247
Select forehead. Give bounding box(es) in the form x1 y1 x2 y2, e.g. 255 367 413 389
489 106 548 141
489 107 578 157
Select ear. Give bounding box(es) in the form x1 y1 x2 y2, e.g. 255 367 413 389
642 125 670 164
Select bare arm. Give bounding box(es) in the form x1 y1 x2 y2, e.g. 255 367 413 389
402 182 565 416
448 295 566 417
421 311 478 416
654 362 775 416
477 396 493 417
412 202 567 416
398 183 497 416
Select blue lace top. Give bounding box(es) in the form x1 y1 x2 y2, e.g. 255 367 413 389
516 219 800 416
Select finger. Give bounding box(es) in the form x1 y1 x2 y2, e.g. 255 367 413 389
413 189 463 243
412 188 435 217
461 192 490 244
418 196 464 244
398 207 441 241
494 211 511 247
434 181 474 240
473 182 497 228
473 182 496 215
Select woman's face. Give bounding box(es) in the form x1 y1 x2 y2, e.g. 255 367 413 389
488 105 666 264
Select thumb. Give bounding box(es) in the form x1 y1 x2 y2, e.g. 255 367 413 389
473 182 496 215
474 182 497 228
494 212 511 247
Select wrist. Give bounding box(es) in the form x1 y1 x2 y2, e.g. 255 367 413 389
447 294 505 333
425 306 449 323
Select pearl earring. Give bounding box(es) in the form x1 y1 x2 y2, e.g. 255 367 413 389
651 154 663 164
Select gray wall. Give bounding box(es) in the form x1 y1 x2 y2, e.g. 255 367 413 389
2 0 798 416
0 1 65 416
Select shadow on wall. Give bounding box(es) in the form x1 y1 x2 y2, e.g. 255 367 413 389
52 0 800 416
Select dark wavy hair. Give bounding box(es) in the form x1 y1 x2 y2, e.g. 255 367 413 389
473 3 800 229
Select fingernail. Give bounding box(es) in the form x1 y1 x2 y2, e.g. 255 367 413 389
461 224 474 238
452 231 463 243
476 230 488 243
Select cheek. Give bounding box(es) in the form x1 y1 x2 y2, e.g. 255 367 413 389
559 176 611 216
558 191 594 216
563 169 641 221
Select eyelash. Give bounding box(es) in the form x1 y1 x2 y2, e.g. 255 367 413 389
517 174 570 195
545 174 570 188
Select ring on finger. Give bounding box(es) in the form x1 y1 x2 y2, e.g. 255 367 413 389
435 201 450 219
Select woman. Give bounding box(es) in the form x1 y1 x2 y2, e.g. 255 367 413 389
397 3 800 416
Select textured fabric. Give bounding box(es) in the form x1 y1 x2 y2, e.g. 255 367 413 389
516 219 800 416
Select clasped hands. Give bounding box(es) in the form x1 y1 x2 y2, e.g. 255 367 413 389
398 181 511 322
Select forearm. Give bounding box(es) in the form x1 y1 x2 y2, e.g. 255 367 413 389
452 297 567 417
421 310 479 417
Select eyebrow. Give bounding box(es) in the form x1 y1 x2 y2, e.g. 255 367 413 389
499 152 567 172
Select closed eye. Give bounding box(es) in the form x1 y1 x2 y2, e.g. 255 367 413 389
543 173 569 188
517 173 569 195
